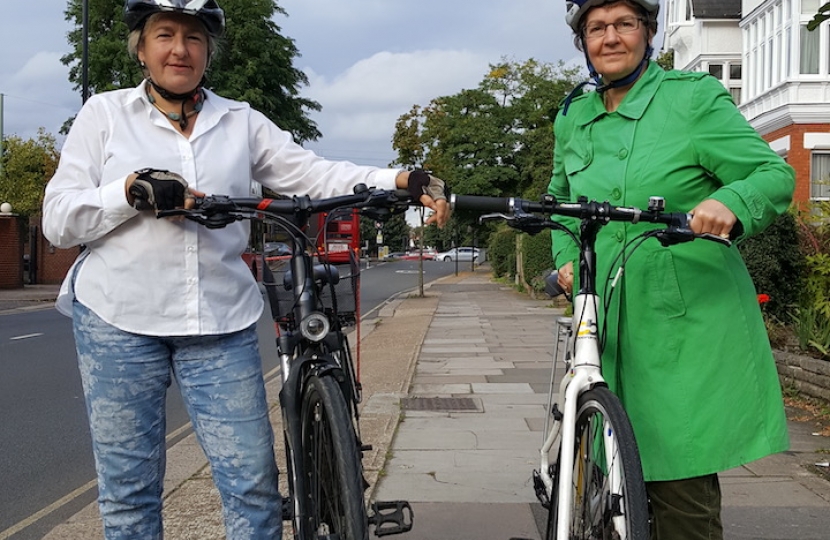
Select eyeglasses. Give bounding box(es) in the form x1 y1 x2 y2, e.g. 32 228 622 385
583 17 643 40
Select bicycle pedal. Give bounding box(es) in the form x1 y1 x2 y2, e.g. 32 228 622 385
368 500 413 537
532 470 550 509
281 495 294 521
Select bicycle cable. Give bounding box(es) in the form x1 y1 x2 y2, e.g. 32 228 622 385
597 230 663 352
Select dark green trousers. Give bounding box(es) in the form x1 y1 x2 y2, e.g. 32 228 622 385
647 474 723 540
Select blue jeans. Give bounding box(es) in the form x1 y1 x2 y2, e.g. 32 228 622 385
72 301 282 539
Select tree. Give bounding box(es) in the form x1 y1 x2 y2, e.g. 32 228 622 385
392 59 580 197
656 49 675 71
61 0 321 142
807 3 830 31
359 213 409 256
391 59 582 251
0 130 60 217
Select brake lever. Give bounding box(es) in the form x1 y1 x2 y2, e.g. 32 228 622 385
156 208 242 229
697 232 732 247
360 189 410 221
479 212 510 224
654 228 732 248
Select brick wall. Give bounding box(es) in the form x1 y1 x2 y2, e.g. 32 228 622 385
31 218 80 285
762 124 830 205
0 216 25 289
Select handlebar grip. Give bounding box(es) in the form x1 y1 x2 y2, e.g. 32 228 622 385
451 195 515 213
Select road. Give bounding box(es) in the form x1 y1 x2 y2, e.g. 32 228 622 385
0 259 457 540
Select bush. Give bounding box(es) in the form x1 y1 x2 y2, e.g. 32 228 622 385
487 226 518 278
522 231 554 295
486 226 554 296
738 211 805 322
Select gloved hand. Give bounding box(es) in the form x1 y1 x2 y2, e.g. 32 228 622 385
128 168 189 211
407 169 447 203
405 169 449 227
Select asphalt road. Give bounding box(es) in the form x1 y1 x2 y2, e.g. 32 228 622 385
0 259 458 539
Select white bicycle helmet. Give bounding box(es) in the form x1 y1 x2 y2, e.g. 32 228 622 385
125 0 225 37
565 0 660 33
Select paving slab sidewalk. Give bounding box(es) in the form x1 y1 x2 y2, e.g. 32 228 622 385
7 266 830 539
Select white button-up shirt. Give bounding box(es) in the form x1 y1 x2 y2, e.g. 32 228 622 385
43 81 398 336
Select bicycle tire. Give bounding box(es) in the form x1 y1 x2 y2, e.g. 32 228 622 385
546 386 649 540
300 373 369 540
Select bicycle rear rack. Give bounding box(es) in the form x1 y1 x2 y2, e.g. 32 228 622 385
368 500 414 536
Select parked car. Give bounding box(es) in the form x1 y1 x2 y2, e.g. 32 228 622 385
382 251 407 260
264 242 292 258
401 249 435 261
435 247 480 262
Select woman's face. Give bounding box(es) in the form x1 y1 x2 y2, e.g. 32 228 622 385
583 3 652 83
138 13 208 94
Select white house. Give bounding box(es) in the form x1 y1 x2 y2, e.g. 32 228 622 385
663 0 830 203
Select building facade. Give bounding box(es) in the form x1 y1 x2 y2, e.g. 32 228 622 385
664 0 830 204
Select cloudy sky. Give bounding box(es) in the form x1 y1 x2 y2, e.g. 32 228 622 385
0 1 665 168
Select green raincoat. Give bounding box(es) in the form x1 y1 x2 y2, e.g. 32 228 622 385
549 61 793 482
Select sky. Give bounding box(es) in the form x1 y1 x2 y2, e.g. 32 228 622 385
0 1 667 175
0 0 591 165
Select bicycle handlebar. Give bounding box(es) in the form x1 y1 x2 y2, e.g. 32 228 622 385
156 185 413 227
450 193 733 247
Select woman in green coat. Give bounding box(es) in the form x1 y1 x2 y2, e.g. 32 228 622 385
552 1 794 539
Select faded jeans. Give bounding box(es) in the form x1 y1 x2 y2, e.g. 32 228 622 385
72 300 282 540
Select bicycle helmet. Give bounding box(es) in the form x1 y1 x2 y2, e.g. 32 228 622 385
565 0 659 33
125 0 225 37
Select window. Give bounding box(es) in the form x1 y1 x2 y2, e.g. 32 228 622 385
811 153 830 200
708 64 724 78
801 24 820 74
803 0 821 14
667 0 692 25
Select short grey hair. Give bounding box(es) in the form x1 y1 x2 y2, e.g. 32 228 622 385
126 12 218 63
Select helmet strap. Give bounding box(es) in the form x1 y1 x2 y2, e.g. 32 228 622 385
595 45 653 93
147 76 206 102
561 44 652 116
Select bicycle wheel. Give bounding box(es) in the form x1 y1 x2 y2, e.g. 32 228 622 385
300 373 368 540
546 386 649 540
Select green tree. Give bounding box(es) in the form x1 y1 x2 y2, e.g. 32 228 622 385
656 49 675 71
0 130 60 217
808 3 830 30
61 0 321 142
391 59 582 256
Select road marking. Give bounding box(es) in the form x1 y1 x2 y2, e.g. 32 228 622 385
0 417 200 539
10 333 44 341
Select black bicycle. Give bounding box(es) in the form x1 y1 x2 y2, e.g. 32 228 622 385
159 185 415 540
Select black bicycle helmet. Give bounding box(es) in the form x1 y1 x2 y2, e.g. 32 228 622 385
125 0 225 37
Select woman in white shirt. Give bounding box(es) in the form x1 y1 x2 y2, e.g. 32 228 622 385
42 1 448 539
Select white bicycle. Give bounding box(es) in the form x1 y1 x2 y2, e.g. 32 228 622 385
450 194 732 540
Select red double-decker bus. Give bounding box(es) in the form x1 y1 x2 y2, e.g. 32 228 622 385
315 208 361 264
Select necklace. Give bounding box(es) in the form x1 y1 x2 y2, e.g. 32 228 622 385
146 86 206 130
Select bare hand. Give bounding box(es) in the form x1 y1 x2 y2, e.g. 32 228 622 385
689 199 736 239
423 196 450 227
558 261 574 294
